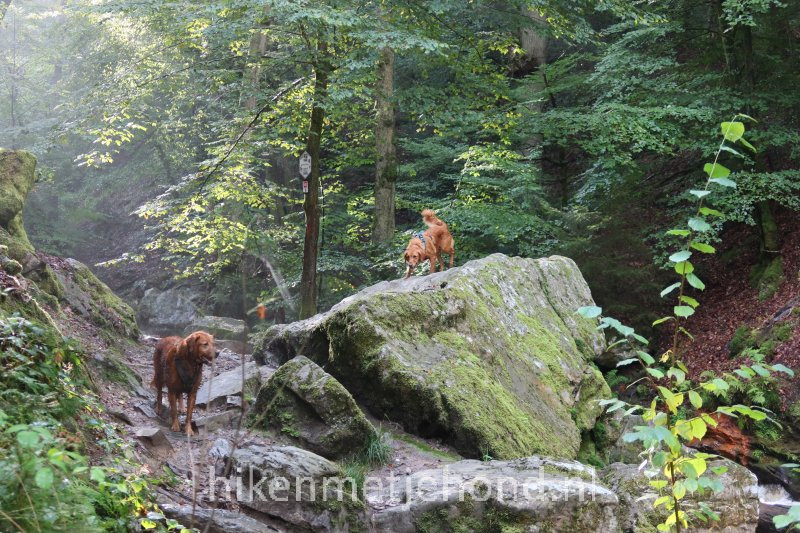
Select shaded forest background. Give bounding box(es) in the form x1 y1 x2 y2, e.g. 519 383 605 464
2 0 799 341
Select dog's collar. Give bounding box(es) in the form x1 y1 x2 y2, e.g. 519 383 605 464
413 230 426 250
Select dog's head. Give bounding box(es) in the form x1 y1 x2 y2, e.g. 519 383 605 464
184 331 216 364
404 249 423 269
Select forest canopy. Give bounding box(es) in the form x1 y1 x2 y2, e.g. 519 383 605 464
1 0 798 327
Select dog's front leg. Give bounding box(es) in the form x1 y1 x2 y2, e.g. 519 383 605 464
185 391 197 436
168 391 180 432
404 265 413 278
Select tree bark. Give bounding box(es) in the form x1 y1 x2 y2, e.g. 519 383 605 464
299 41 329 319
372 45 397 244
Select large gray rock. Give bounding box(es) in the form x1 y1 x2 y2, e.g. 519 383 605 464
253 253 608 460
601 460 759 532
232 444 366 532
187 315 247 341
250 355 375 459
195 362 260 408
137 286 200 335
368 455 618 532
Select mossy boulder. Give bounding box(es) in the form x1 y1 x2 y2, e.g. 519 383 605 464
250 356 375 459
369 455 618 532
254 254 609 460
0 149 37 259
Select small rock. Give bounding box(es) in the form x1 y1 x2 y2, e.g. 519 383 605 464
226 395 242 409
110 410 133 425
1 257 22 275
136 427 172 454
195 411 237 434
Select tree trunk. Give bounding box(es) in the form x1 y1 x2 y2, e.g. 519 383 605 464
299 41 329 319
757 201 779 253
372 45 397 244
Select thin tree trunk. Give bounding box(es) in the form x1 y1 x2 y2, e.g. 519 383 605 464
372 45 396 244
299 41 329 319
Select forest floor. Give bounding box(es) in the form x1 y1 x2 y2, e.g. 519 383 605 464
679 210 800 408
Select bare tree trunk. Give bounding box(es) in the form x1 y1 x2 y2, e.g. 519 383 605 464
372 45 396 244
299 41 329 319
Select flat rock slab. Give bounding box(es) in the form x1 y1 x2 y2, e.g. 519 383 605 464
186 315 247 341
194 410 239 434
159 504 286 533
135 427 172 454
233 444 367 532
369 455 618 533
196 362 260 408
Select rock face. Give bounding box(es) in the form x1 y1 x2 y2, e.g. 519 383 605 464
51 258 139 338
601 460 760 532
251 355 375 459
254 254 608 460
159 504 286 533
368 455 618 532
137 286 200 336
232 444 366 532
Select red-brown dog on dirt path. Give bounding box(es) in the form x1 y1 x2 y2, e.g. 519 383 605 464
151 331 215 436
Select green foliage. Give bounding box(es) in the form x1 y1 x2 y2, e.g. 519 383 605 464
0 312 186 532
583 119 796 532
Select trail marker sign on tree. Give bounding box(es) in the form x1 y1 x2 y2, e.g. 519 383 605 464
299 151 312 179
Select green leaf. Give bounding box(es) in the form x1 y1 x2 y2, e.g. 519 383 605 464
739 138 756 152
721 121 745 142
700 207 723 217
680 295 700 308
689 189 711 198
661 282 680 297
653 316 674 326
35 467 54 489
704 162 730 179
688 217 711 232
577 306 602 318
17 431 38 448
667 229 691 236
771 363 795 377
674 305 695 317
710 177 737 188
689 390 703 409
647 367 665 379
669 250 692 263
638 351 655 365
674 261 694 275
686 273 705 290
752 364 771 377
617 358 638 367
719 144 744 158
690 242 715 254
90 467 105 483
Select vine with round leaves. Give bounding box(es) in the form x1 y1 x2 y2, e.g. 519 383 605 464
578 116 794 532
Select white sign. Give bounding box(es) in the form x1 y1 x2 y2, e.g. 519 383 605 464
299 151 312 178
302 180 309 194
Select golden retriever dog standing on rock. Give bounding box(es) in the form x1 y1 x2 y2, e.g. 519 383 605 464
403 209 456 278
151 331 215 435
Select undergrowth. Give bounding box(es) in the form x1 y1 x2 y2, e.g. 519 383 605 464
0 311 188 532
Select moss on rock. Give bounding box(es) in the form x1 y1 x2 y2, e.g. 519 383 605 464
254 254 609 460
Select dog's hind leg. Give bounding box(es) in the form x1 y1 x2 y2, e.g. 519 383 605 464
168 391 180 432
177 395 184 414
449 248 455 269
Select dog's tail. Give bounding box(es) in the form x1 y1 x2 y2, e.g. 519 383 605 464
421 209 444 226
